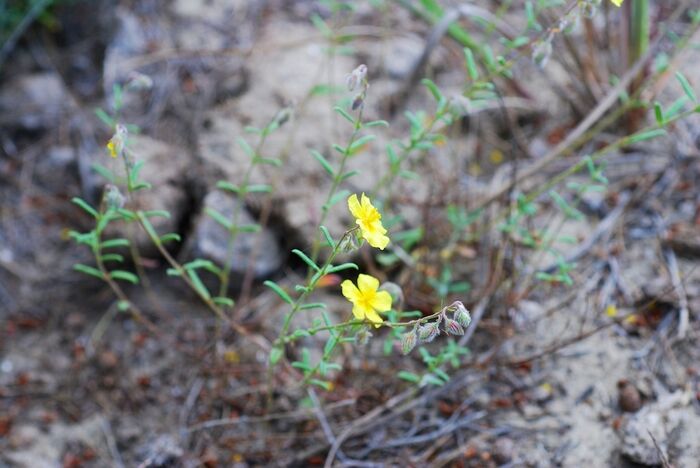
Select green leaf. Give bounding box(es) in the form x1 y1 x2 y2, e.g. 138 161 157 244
142 210 170 219
100 253 124 263
94 108 114 128
137 212 161 245
187 269 210 299
627 129 666 144
269 347 284 365
91 163 116 183
238 224 261 233
216 181 240 194
327 262 358 273
310 13 332 38
159 233 181 244
310 379 332 391
675 71 697 102
101 238 130 249
73 264 104 280
205 208 233 231
247 184 273 193
254 157 282 167
300 303 327 310
334 106 355 124
319 225 335 249
463 47 479 80
365 120 389 128
397 370 421 383
213 296 235 307
311 150 335 176
237 137 255 158
348 135 376 155
325 189 351 211
264 280 293 304
292 249 320 272
72 198 98 219
421 78 444 103
653 102 664 125
110 270 139 284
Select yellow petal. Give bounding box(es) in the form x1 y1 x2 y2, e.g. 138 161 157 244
107 140 117 158
365 230 390 250
357 274 379 295
347 194 361 219
341 279 361 303
352 304 369 321
371 290 392 313
610 0 623 6
360 193 372 210
364 308 383 327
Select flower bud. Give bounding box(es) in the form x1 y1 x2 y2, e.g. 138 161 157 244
339 232 359 253
401 330 417 355
125 71 154 91
346 64 368 92
351 92 365 111
444 318 464 336
418 322 440 343
356 326 372 346
104 184 125 210
448 301 471 328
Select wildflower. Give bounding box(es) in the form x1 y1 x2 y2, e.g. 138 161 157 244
341 274 392 327
107 124 128 159
347 193 389 250
610 0 623 6
346 64 368 92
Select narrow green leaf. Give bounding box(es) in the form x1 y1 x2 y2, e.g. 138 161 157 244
142 210 170 219
247 184 273 193
339 170 359 182
100 253 124 263
334 106 355 124
91 163 116 183
653 102 664 125
110 270 139 284
72 198 98 219
237 137 255 158
159 233 181 244
365 120 389 128
187 269 210 299
238 224 261 233
292 249 320 272
94 108 114 128
627 129 667 144
319 226 335 249
310 379 332 391
397 370 421 383
311 150 335 176
300 303 327 310
269 347 284 365
348 135 376 155
101 238 130 249
216 181 240 194
73 264 104 280
205 208 233 231
421 78 443 103
264 280 293 304
213 296 235 307
463 47 479 80
675 71 697 102
326 189 351 210
137 212 161 245
327 262 358 273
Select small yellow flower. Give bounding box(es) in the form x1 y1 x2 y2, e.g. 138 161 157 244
106 139 118 158
348 193 389 250
610 0 623 6
341 274 392 327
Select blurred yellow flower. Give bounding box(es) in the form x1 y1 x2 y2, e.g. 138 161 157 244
611 0 623 6
348 193 389 250
341 274 392 327
107 139 118 158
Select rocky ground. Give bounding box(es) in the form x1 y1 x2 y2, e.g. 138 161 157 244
1 1 700 466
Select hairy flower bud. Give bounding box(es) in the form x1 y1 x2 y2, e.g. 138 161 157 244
444 318 464 336
418 322 440 343
104 184 125 211
452 301 472 329
401 330 417 355
339 232 359 253
356 326 372 346
125 71 154 91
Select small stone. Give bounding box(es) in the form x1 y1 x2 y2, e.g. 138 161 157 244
618 380 642 413
492 437 515 464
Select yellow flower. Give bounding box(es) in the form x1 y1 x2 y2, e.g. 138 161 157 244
348 193 389 250
106 139 118 158
610 0 623 6
341 274 392 327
